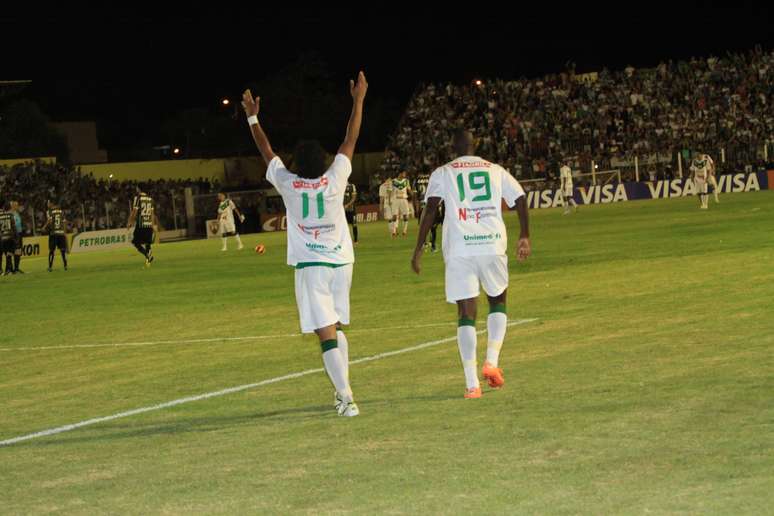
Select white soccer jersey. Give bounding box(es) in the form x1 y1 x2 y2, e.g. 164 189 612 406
560 165 573 191
379 180 395 206
690 156 711 180
266 154 354 267
425 156 525 260
392 178 411 199
218 199 237 225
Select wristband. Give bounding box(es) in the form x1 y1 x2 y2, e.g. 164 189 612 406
247 115 258 126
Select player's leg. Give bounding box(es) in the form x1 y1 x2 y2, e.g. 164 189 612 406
446 257 481 397
14 237 22 273
332 264 353 385
390 215 398 237
48 236 55 271
346 211 358 244
401 211 409 236
234 232 244 250
480 255 510 387
58 238 68 270
4 244 12 274
132 230 148 258
562 192 570 214
710 175 720 203
296 266 356 415
483 290 507 388
456 298 480 397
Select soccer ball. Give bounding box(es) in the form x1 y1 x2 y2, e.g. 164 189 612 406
255 244 266 254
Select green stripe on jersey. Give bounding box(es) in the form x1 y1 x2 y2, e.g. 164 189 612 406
295 262 348 269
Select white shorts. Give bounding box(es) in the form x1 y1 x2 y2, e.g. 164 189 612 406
563 188 573 198
695 178 708 194
219 220 236 235
383 205 393 220
294 264 353 333
394 199 410 218
444 255 508 304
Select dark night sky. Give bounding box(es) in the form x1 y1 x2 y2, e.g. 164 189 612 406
2 5 772 152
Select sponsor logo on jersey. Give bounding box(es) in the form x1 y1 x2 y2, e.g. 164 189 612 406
457 206 497 222
451 161 491 169
297 223 335 240
292 177 329 190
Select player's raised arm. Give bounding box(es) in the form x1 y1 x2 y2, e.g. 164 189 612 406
338 71 368 160
411 196 441 274
242 89 277 166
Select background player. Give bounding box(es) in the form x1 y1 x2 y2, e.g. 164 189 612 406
690 154 711 209
41 201 68 272
411 129 531 399
344 181 358 245
215 192 245 251
241 71 368 417
560 161 578 214
704 153 720 203
428 199 444 253
0 203 18 276
413 172 430 248
379 177 395 236
391 171 412 237
6 200 24 274
127 186 159 266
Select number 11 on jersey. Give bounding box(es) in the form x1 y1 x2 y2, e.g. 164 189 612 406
302 192 325 219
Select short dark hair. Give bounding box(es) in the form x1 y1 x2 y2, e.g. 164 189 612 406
293 140 327 180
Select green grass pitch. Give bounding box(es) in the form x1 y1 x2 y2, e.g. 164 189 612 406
1 191 773 514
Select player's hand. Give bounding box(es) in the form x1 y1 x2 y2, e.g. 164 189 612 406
239 214 246 223
241 89 260 117
350 71 368 102
411 249 422 275
516 237 531 262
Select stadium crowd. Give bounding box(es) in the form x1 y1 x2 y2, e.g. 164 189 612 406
0 162 220 235
380 48 774 189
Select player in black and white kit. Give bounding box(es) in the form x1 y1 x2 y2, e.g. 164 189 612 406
344 182 358 245
127 186 159 267
41 201 68 272
0 202 18 276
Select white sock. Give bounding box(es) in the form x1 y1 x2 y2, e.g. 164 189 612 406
486 312 507 367
322 347 352 402
402 220 408 233
235 234 243 246
457 325 479 389
221 237 227 249
336 330 349 381
389 221 395 234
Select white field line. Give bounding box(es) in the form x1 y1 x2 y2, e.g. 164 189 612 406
0 322 497 351
0 319 537 446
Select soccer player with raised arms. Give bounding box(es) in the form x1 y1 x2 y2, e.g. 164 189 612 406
242 71 368 417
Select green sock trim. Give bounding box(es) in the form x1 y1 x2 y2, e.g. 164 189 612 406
489 303 507 315
458 317 476 327
321 339 338 353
